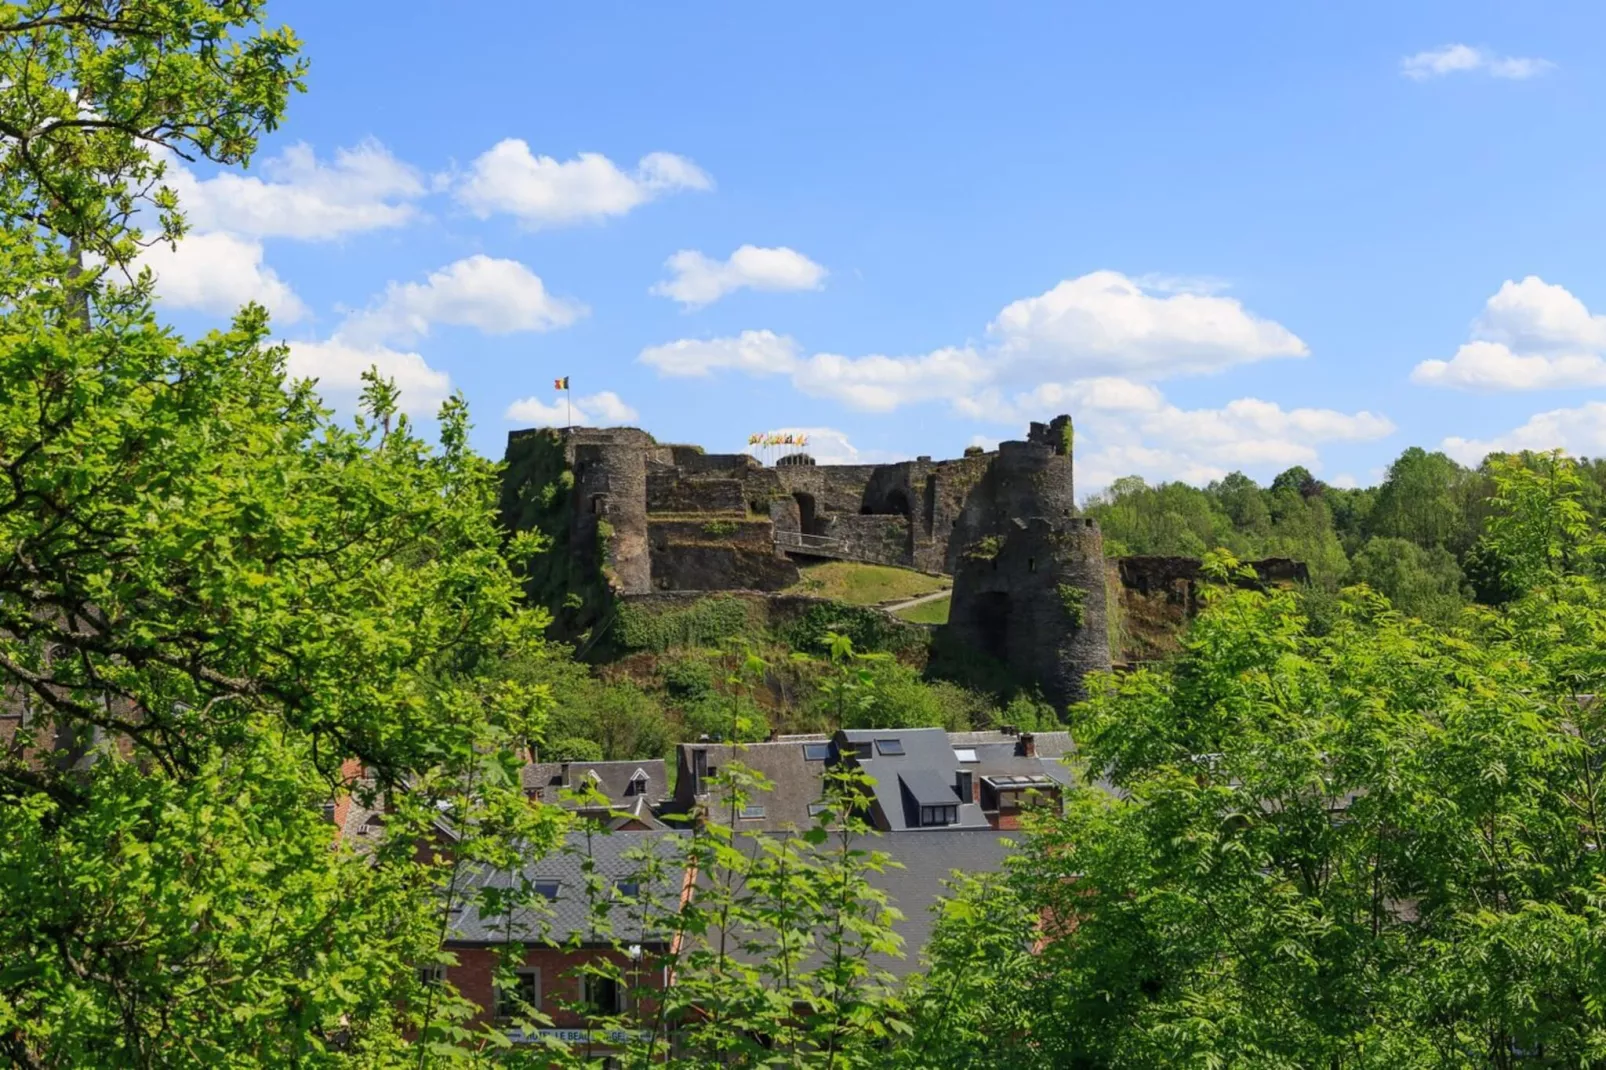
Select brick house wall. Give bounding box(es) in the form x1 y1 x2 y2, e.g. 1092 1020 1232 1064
446 944 665 1033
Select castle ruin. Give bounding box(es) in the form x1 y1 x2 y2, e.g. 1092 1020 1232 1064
501 413 1112 707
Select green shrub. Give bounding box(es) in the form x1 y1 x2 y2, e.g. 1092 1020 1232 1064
1057 583 1086 627
660 657 717 704
681 692 771 743
701 519 739 537
777 601 924 655
615 597 755 652
964 535 1002 561
543 737 603 762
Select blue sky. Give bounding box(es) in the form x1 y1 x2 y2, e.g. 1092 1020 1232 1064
148 1 1606 496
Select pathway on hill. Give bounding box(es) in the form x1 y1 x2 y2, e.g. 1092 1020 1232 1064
880 589 952 614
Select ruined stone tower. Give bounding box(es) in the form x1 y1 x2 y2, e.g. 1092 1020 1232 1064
946 416 1112 709
566 428 653 594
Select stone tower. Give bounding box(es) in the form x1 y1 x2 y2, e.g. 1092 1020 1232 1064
946 415 1111 708
568 429 653 595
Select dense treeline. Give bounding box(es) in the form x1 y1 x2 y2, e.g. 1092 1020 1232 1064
1085 448 1606 623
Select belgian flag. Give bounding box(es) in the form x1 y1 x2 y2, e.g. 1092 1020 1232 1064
554 376 570 390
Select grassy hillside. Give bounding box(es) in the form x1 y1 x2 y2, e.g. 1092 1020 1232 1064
895 593 951 624
786 561 950 605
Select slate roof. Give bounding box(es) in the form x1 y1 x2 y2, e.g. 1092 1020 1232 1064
711 828 1018 979
669 737 831 832
949 729 1080 788
875 830 1018 975
838 728 990 831
522 758 670 809
448 830 690 946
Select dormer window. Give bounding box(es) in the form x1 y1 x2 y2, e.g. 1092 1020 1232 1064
919 804 957 827
626 769 651 796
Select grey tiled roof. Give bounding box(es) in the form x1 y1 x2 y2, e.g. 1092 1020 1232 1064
712 829 1018 979
447 830 689 946
522 758 670 809
669 738 831 832
839 728 990 831
876 829 1018 976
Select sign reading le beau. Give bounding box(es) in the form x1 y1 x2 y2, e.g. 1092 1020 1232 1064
508 1027 646 1045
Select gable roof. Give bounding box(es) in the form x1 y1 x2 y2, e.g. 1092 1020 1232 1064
448 830 689 947
838 728 990 831
669 737 831 832
709 828 1018 979
522 758 670 808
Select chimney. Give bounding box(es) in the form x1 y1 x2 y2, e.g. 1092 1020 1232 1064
1020 732 1036 758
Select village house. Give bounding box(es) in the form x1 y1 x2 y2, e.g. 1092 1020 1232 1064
442 829 691 1058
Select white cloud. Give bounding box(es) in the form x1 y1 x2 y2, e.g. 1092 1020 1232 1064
138 231 306 323
640 272 1309 413
454 140 711 227
505 391 640 427
793 347 992 412
636 272 1374 488
167 140 425 240
1441 401 1606 465
638 330 801 377
987 270 1308 378
652 245 827 308
1412 277 1606 390
1401 44 1554 81
1043 381 1396 496
283 340 452 416
337 255 585 346
1331 474 1359 489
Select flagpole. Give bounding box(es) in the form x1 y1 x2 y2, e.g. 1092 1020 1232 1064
566 382 572 429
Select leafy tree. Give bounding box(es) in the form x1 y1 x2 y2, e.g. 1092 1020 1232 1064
924 460 1606 1067
1367 446 1474 550
1263 486 1348 585
1345 535 1467 625
0 4 563 1064
1269 464 1319 498
1209 471 1272 538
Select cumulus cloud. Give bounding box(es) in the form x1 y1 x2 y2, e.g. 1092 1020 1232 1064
976 379 1396 496
1072 396 1394 495
454 140 711 227
1402 44 1554 81
652 245 827 308
337 255 586 346
138 231 306 323
987 270 1307 378
1441 401 1606 465
1411 277 1606 390
505 391 640 427
638 330 801 377
793 348 992 412
167 140 425 240
636 272 1379 489
283 340 452 416
642 272 1306 411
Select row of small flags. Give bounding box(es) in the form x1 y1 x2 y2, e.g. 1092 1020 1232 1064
547 381 801 453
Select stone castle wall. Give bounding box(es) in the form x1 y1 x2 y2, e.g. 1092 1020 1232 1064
503 414 1119 706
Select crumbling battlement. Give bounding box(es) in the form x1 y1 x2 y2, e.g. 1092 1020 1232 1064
502 415 1118 705
504 418 1087 598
